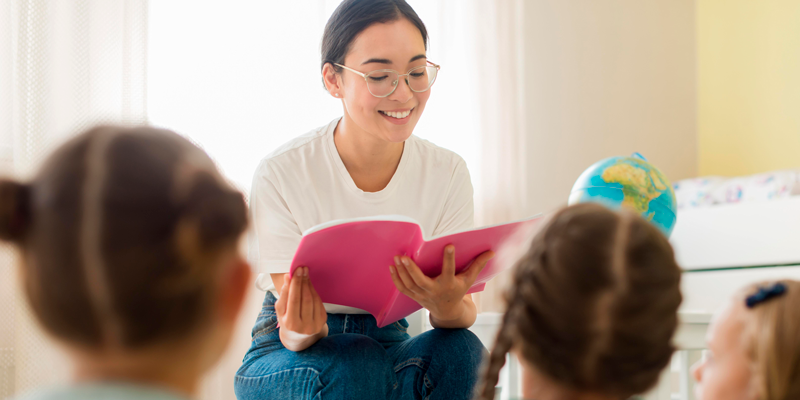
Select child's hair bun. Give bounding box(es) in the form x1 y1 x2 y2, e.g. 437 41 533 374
0 179 31 242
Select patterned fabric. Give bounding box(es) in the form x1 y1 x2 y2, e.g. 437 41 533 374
674 170 800 209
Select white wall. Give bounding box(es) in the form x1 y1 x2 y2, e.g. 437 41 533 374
520 0 698 216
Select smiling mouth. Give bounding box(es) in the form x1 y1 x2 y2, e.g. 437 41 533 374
379 108 414 119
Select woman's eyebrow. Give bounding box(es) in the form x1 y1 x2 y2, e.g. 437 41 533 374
361 58 392 65
361 54 427 65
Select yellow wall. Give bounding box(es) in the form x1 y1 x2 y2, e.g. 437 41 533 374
698 0 800 176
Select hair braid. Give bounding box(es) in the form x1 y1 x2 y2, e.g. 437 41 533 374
475 307 516 400
475 203 682 399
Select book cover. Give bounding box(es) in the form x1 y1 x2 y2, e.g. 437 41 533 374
289 215 543 327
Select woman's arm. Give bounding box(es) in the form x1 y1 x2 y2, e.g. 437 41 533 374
271 273 285 291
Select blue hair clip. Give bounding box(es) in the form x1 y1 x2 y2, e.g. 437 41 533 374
745 282 787 308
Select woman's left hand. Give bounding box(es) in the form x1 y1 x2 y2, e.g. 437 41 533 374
390 245 495 322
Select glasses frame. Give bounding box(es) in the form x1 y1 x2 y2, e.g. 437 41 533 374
333 60 441 98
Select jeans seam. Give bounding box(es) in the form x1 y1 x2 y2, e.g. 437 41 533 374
424 373 434 389
234 366 320 381
392 321 408 333
393 357 426 373
252 322 278 341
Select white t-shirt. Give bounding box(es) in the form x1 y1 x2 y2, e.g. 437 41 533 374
249 118 474 314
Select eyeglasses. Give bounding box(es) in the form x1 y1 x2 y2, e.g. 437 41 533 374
334 61 440 98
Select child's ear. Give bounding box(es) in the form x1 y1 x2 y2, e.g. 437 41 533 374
219 256 252 324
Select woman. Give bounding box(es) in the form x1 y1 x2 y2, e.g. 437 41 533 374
1 125 252 400
235 0 490 399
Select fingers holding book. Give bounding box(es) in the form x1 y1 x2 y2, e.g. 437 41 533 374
457 249 495 287
392 255 434 295
389 246 495 325
275 267 328 351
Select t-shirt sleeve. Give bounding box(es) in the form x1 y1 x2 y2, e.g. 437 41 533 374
432 157 475 237
248 160 302 274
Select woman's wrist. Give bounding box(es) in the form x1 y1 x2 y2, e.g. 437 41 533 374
279 324 328 352
429 298 476 329
430 300 467 322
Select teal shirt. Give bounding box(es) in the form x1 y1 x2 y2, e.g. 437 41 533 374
13 383 191 400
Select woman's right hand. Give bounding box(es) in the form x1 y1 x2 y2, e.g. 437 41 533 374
275 266 328 352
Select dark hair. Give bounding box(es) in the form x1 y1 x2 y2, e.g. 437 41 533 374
321 0 428 85
475 203 683 400
0 125 248 350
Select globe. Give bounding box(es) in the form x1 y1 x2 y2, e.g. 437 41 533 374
568 153 677 237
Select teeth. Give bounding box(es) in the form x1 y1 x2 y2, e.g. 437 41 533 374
382 109 412 119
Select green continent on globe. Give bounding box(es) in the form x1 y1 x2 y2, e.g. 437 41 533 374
600 162 669 218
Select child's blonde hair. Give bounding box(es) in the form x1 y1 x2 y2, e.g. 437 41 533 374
475 203 683 400
738 280 800 400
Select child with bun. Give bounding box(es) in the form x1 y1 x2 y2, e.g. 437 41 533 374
0 126 252 400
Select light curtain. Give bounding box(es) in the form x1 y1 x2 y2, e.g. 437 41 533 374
0 0 148 397
470 0 529 313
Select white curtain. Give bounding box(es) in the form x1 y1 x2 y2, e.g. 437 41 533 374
470 0 529 312
0 0 148 397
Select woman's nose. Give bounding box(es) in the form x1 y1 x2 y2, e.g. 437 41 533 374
388 78 414 103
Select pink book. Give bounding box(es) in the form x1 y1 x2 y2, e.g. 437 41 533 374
289 215 543 328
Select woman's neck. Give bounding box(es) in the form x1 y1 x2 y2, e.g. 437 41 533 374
334 115 405 192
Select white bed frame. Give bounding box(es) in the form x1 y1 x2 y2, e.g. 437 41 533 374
670 197 800 271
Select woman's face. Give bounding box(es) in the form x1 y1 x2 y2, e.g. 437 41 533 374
334 18 431 143
692 302 759 400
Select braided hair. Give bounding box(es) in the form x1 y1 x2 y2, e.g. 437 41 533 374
475 203 682 400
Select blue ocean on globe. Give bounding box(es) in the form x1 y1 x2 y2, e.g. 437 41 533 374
568 153 677 237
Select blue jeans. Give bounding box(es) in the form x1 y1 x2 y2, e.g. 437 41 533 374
234 292 486 400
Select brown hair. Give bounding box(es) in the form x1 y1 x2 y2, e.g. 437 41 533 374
739 280 800 400
0 125 248 350
475 203 683 400
321 0 428 84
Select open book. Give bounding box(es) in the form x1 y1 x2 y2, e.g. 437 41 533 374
289 215 543 327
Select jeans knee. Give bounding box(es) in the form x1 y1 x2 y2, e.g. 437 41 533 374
428 329 486 367
319 334 394 382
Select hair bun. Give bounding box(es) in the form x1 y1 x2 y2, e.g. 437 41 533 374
0 179 31 242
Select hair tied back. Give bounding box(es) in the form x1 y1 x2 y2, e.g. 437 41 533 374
746 282 787 308
0 179 31 242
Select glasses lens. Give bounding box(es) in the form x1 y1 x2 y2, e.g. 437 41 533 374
407 66 438 92
365 70 400 97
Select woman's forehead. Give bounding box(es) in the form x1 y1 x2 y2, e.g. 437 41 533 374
345 19 426 67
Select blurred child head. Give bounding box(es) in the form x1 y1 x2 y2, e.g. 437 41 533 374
693 280 800 400
475 203 682 400
0 126 251 392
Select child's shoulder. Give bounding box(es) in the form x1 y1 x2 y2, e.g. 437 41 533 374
12 384 189 400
